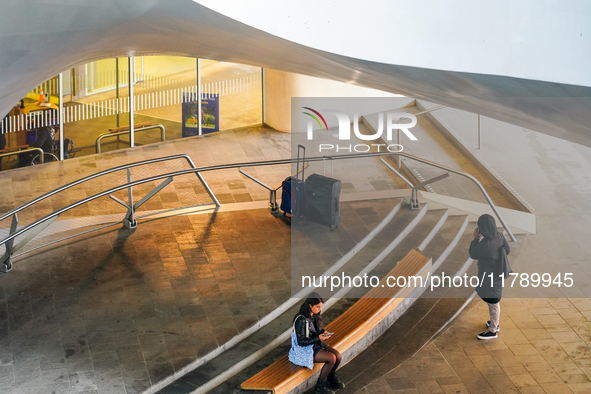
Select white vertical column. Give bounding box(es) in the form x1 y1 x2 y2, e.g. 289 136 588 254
129 57 135 147
478 114 481 149
59 73 64 160
197 58 202 136
262 68 266 124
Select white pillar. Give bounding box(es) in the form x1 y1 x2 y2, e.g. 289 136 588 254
129 57 135 147
58 73 64 160
197 58 202 136
262 68 266 124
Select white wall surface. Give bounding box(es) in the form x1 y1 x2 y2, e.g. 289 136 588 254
264 70 400 132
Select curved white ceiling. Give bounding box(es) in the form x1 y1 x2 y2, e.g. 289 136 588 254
196 0 591 87
1 0 591 146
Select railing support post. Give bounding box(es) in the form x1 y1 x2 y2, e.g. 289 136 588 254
123 169 137 229
270 189 278 212
411 188 420 210
0 214 18 272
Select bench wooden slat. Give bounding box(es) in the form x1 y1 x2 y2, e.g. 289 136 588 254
242 249 431 394
108 122 152 132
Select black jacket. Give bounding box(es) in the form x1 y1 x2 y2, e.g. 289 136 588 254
32 126 55 153
470 214 511 300
294 314 325 347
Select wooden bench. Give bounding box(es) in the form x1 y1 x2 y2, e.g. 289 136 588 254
241 249 432 394
108 122 152 133
0 144 30 154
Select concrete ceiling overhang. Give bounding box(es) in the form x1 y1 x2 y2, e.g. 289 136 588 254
1 0 590 146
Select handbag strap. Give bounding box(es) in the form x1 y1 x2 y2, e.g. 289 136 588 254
293 315 310 338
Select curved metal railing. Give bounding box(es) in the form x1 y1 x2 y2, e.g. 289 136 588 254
0 150 515 272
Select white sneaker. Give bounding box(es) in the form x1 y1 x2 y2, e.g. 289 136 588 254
477 330 498 340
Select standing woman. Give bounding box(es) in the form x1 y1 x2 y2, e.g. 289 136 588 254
293 293 344 394
470 214 511 340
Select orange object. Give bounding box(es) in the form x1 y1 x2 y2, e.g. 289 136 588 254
39 88 44 104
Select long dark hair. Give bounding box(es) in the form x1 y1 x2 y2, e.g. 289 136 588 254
293 292 324 325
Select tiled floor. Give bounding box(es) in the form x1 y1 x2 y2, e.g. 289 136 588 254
0 208 291 394
347 104 591 394
0 123 415 394
358 297 591 394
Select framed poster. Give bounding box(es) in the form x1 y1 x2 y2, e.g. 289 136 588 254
182 93 219 137
201 95 219 134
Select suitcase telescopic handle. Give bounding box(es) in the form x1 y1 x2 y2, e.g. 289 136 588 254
297 144 306 181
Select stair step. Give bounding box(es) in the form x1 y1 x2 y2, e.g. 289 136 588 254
154 202 425 394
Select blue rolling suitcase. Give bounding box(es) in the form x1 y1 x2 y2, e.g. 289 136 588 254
304 173 341 230
280 145 306 217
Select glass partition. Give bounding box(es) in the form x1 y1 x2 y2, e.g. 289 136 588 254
1 56 265 170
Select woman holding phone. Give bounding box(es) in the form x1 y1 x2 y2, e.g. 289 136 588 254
470 214 511 340
293 292 344 394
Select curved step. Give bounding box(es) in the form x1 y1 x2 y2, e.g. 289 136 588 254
143 199 404 394
206 209 455 394
152 204 445 394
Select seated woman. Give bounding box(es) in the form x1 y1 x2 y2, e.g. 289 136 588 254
294 293 345 394
18 126 55 166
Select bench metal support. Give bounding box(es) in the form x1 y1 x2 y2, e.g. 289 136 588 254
0 147 45 164
95 124 166 153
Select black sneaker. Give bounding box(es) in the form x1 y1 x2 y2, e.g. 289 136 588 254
315 380 335 394
477 330 498 340
328 374 346 390
486 320 500 332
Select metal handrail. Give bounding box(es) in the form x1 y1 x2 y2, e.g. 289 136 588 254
0 153 212 223
414 105 445 117
95 124 166 153
0 147 45 164
0 151 515 251
381 153 516 241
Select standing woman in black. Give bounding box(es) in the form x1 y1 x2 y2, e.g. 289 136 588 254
293 293 344 394
470 214 511 340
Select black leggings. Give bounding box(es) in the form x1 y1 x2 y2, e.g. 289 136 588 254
314 346 342 381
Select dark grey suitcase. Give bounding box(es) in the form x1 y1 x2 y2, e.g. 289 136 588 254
304 173 341 230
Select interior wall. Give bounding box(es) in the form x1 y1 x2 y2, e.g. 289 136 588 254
264 69 400 132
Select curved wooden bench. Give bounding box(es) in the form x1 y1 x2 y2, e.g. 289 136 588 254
241 249 431 394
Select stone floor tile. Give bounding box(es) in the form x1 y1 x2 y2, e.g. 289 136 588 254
365 378 396 394
385 377 416 391
536 344 572 364
508 344 539 357
530 369 563 384
455 368 496 394
468 355 505 376
502 365 529 376
518 387 546 394
425 362 457 379
441 383 471 394
413 380 444 394
568 382 591 393
501 329 530 345
539 382 574 394
488 349 522 368
383 366 408 380
508 373 538 388
522 329 552 341
536 315 567 327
